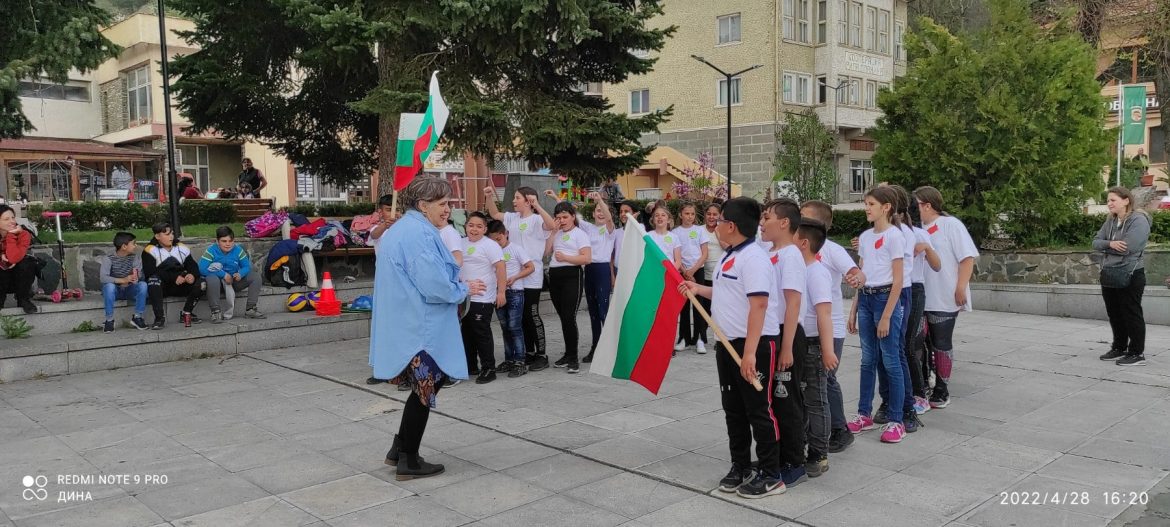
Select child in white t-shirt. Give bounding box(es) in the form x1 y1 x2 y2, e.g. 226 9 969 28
487 219 535 378
459 212 505 384
795 218 838 477
546 197 593 373
574 192 616 364
673 202 709 353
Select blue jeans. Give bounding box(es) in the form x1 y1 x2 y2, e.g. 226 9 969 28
858 289 905 424
103 281 147 320
584 262 613 353
878 288 916 415
497 289 527 363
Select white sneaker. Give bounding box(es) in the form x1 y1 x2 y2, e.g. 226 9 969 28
696 341 707 354
674 341 686 351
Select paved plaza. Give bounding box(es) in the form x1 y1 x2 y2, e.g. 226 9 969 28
0 309 1168 527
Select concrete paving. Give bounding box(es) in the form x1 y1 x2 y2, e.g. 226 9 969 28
0 309 1167 527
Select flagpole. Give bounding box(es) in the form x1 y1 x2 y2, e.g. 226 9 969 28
681 289 764 392
1116 82 1123 187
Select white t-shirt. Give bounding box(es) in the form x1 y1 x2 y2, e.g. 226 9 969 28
578 221 616 264
460 237 504 303
439 225 463 257
922 215 980 312
549 227 591 268
910 226 932 284
712 242 779 339
647 230 681 263
613 227 625 266
503 212 550 289
500 242 533 291
816 240 857 338
673 225 707 268
897 224 916 286
703 227 724 277
802 260 834 338
770 244 807 327
858 226 906 287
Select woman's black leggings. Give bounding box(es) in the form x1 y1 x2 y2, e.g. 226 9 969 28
548 266 583 363
396 383 442 454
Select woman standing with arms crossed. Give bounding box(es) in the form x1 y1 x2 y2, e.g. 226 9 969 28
1094 187 1151 366
374 178 486 480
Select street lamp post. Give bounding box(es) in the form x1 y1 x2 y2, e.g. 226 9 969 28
691 56 763 199
157 0 181 236
820 79 848 201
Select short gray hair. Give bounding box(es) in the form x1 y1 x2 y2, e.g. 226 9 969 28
400 176 452 212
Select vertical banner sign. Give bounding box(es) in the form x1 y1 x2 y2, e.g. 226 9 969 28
1122 85 1147 145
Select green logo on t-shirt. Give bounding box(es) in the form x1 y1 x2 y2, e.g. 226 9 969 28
466 246 477 255
689 230 698 239
503 253 512 262
562 234 570 242
599 227 607 235
519 222 529 232
664 235 674 244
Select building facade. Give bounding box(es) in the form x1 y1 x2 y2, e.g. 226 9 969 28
601 0 908 201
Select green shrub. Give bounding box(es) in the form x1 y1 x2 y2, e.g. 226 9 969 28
1150 210 1170 244
283 203 318 217
29 200 236 232
827 210 869 238
176 200 237 225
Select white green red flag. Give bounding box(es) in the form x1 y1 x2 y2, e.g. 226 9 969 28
589 216 688 394
393 71 449 191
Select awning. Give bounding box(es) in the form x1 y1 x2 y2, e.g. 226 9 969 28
0 138 162 160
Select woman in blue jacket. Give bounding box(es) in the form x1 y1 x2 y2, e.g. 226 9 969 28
373 177 486 480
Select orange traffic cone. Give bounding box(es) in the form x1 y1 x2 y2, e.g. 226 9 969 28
315 271 342 317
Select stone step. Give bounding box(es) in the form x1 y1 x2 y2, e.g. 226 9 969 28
0 309 371 383
0 281 374 336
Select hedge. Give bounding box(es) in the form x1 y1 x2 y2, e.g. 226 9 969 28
280 202 376 218
27 200 237 232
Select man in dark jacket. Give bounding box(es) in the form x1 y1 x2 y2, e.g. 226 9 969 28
237 158 268 198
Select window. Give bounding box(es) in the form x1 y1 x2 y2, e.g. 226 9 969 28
865 7 877 50
878 10 890 54
894 22 906 61
296 167 347 203
850 159 873 192
177 144 210 191
783 72 812 105
797 0 811 42
630 49 650 58
848 77 860 106
18 81 90 102
575 82 603 95
718 77 742 106
718 14 741 44
836 77 849 104
850 2 863 47
865 80 877 108
817 0 828 44
837 0 848 44
629 89 650 114
1151 126 1166 164
783 0 795 40
126 66 151 125
816 75 827 104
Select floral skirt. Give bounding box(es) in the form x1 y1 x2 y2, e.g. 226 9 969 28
389 351 446 408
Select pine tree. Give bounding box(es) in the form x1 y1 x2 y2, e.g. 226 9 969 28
872 0 1111 246
169 0 675 191
0 1 120 138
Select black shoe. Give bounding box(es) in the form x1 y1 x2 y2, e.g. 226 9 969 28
496 361 515 374
828 428 854 453
130 316 148 330
151 318 165 330
805 453 829 478
508 362 528 378
384 434 402 466
475 369 497 384
527 355 549 371
1116 354 1146 366
366 376 388 385
718 464 753 492
1099 349 1127 361
566 363 580 374
780 464 807 487
395 452 445 481
18 299 37 314
873 403 889 425
553 356 569 368
582 352 594 363
469 367 480 376
905 413 924 433
103 320 114 333
736 470 786 499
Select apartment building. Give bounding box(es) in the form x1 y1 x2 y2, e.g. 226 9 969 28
602 0 908 201
5 13 352 208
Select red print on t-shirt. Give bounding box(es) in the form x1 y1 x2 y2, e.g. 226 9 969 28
770 254 779 265
722 257 736 272
927 224 939 235
874 237 884 249
815 253 822 262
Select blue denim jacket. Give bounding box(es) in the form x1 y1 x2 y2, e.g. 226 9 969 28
369 210 470 380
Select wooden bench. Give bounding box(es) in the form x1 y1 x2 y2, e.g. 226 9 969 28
280 216 376 287
186 198 274 222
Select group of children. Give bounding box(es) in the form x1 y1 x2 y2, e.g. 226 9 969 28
678 184 978 499
99 223 266 332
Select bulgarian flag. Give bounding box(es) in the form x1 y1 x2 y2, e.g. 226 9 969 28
393 71 449 191
589 216 688 394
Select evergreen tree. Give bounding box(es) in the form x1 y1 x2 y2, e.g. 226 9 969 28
169 0 674 191
0 1 120 138
872 0 1111 246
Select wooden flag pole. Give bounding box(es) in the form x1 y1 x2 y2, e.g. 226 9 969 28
681 289 764 392
391 189 399 214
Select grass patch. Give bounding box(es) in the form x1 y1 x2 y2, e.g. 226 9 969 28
52 223 246 245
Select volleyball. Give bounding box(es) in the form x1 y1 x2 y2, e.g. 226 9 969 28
287 293 310 312
306 290 321 309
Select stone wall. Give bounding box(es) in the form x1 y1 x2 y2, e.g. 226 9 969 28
974 249 1170 285
99 79 126 134
641 123 778 198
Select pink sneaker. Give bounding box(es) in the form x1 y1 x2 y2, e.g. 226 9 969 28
880 423 906 443
846 414 874 434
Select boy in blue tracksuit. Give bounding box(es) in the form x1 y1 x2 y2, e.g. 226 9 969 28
199 226 265 322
